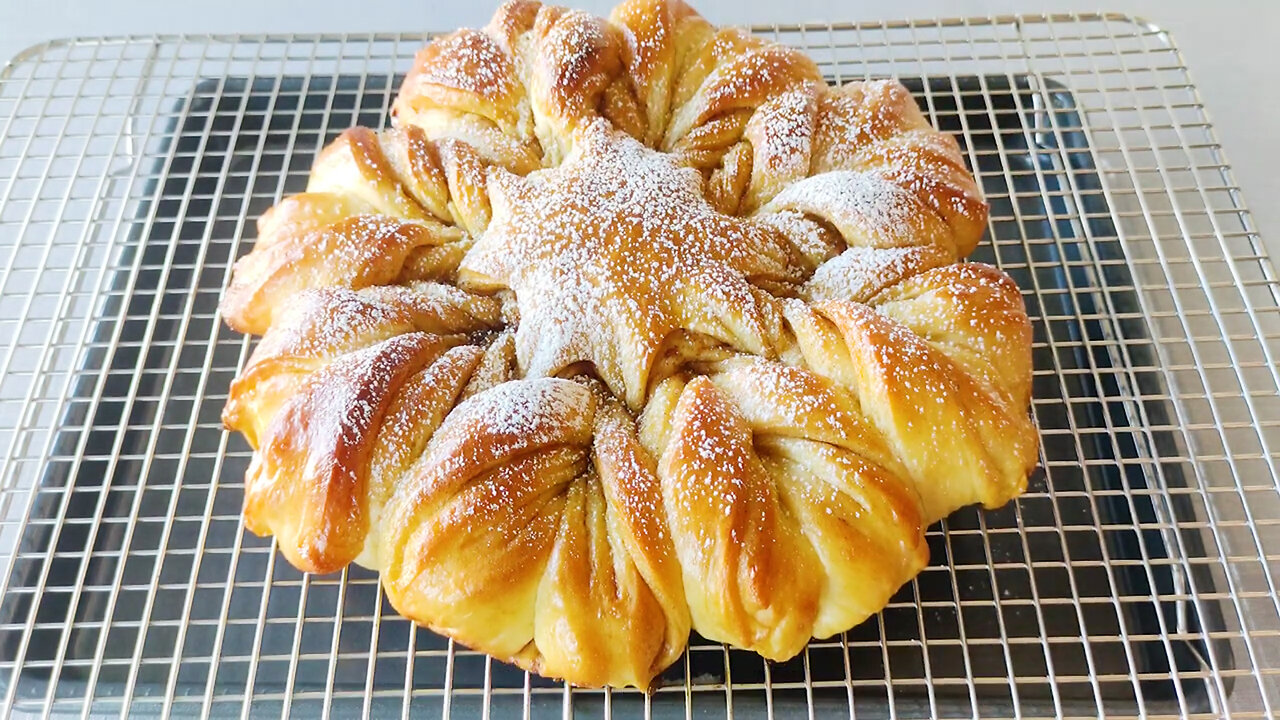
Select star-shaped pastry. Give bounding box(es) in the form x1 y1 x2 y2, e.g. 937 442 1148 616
459 119 803 408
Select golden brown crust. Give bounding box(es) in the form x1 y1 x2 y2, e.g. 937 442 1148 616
782 265 1037 521
527 7 630 163
242 333 448 573
219 0 1035 690
220 215 450 335
309 127 434 222
379 378 690 687
635 359 930 657
395 28 532 144
609 0 706 145
809 80 988 255
223 283 500 445
652 375 824 659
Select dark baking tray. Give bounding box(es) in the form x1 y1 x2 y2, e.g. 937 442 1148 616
0 72 1231 717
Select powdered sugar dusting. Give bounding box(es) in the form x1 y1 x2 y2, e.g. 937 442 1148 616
291 334 432 453
703 46 801 109
460 121 799 408
593 401 669 547
761 170 931 251
418 30 517 100
426 376 596 481
711 358 846 437
397 377 597 551
537 11 610 90
663 381 753 536
803 246 948 305
753 209 841 269
745 89 813 177
857 131 984 226
300 214 436 287
813 79 919 170
870 264 1023 399
251 288 407 364
370 344 483 492
248 283 496 372
251 332 436 568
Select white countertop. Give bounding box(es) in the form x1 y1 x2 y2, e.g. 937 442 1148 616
3 0 1277 256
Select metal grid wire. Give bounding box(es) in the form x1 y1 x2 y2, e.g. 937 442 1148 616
0 13 1277 719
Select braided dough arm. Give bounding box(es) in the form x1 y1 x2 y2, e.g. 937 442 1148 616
718 78 987 277
637 357 928 659
782 262 1037 523
239 333 476 574
222 283 500 445
608 0 711 147
397 0 648 167
220 126 495 335
393 12 543 172
223 283 501 572
379 378 690 688
811 80 988 256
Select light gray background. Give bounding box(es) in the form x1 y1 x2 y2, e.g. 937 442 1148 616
3 0 1278 255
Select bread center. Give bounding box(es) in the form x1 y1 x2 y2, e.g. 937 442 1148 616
458 119 803 408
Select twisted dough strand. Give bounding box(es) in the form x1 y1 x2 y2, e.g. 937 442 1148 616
380 378 690 688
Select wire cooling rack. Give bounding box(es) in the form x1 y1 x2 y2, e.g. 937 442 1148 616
0 12 1278 720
